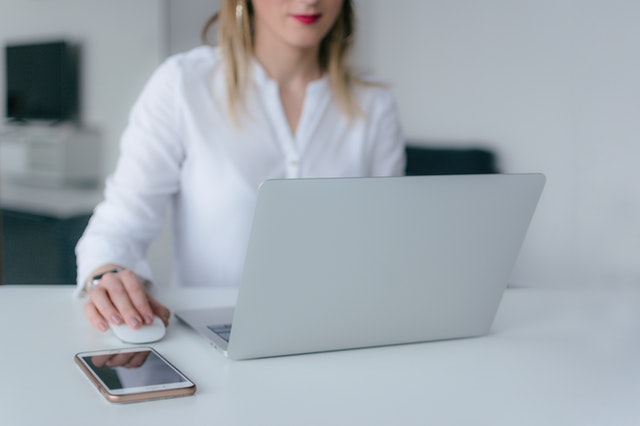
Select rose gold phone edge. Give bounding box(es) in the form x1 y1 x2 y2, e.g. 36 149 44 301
74 349 196 404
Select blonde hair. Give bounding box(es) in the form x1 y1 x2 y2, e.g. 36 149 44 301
202 0 361 123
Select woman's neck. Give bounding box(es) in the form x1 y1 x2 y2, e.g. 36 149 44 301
253 36 323 135
253 37 322 88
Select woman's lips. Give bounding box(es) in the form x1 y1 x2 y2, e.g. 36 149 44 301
291 14 322 24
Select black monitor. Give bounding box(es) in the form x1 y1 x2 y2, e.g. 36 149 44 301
5 40 80 123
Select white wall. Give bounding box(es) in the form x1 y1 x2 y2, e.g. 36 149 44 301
0 0 165 177
166 0 220 56
355 0 640 288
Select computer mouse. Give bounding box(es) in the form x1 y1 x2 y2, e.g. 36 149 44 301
110 316 166 344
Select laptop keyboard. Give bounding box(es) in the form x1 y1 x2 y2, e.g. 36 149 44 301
207 324 232 342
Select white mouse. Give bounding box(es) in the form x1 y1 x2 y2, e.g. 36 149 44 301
110 316 166 344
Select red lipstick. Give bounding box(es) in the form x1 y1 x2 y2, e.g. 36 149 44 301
292 14 322 24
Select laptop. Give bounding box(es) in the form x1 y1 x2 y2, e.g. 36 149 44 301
176 174 545 360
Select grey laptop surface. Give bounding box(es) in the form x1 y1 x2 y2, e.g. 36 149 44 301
176 174 545 360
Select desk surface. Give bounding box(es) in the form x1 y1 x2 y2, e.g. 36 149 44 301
1 285 638 425
0 181 102 218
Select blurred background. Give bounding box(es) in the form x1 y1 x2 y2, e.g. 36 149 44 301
0 0 638 289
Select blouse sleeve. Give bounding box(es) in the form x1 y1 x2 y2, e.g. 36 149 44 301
365 87 406 177
74 57 186 296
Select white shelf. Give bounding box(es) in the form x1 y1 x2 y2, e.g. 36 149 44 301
0 124 101 188
0 180 102 218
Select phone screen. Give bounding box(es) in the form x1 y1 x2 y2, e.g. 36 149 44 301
75 347 195 402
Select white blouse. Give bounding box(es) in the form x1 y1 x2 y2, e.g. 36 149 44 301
75 46 405 294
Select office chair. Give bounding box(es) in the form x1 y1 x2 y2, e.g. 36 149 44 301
405 144 499 176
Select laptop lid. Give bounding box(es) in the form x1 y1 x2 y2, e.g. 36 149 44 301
176 174 545 359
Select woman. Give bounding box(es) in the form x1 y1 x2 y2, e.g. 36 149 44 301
76 0 405 332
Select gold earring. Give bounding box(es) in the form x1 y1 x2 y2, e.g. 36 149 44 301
236 0 244 26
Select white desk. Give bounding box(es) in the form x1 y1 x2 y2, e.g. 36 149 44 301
1 285 638 425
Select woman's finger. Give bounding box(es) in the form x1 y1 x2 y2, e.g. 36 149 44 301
119 270 155 326
89 276 127 326
149 295 172 326
83 300 110 332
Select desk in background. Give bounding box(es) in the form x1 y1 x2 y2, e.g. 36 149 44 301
0 285 638 425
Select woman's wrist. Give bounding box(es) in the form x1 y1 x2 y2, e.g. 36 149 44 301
86 268 122 292
84 264 124 293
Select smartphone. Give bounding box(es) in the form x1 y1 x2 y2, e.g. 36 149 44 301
75 347 196 403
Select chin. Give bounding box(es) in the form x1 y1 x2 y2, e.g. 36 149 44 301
285 33 327 50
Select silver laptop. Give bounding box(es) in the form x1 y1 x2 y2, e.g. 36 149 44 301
176 174 545 360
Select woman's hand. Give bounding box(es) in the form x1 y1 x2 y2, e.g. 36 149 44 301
83 268 170 332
